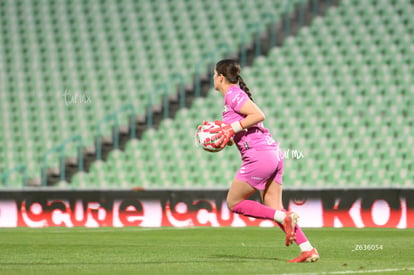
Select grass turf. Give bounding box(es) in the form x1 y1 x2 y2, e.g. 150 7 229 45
0 227 413 275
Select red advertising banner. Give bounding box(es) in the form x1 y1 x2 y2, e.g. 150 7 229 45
0 189 413 228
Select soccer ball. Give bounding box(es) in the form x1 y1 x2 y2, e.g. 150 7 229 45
196 122 224 152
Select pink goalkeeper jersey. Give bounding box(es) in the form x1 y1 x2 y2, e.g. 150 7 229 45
222 85 279 154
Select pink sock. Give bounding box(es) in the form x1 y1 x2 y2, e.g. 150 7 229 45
232 200 276 220
273 209 308 244
231 202 308 245
294 225 308 245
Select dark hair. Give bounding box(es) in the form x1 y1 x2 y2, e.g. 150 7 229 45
215 59 253 101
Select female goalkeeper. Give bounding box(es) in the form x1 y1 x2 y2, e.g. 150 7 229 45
206 59 319 263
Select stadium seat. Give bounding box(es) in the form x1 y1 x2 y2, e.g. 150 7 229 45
2 0 412 189
1 0 305 187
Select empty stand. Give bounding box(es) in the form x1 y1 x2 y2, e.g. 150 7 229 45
1 0 412 188
1 0 304 187
75 0 413 189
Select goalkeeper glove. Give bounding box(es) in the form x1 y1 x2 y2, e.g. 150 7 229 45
197 120 210 131
209 120 244 148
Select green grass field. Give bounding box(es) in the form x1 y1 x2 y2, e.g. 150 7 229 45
1 227 413 275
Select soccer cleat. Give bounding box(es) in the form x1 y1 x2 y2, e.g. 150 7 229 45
287 248 320 263
284 211 299 246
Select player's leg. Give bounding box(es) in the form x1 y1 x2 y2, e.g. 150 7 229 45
226 178 277 220
227 149 291 222
261 180 319 262
260 179 284 209
260 180 298 246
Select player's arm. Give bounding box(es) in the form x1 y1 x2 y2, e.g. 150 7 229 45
210 99 265 148
236 99 265 129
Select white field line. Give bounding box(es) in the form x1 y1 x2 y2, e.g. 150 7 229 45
258 267 414 275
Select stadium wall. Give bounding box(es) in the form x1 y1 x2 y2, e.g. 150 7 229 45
0 189 413 228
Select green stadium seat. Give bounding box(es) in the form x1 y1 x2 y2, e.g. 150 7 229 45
1 0 412 189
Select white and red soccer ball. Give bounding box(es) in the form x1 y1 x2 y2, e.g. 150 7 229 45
196 121 224 152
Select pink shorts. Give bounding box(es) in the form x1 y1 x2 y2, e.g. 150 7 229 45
235 149 284 190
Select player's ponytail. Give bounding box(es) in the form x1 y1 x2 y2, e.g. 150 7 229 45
215 59 254 101
238 75 253 102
